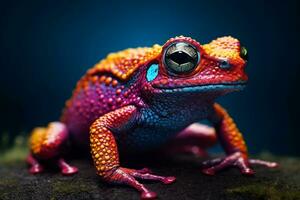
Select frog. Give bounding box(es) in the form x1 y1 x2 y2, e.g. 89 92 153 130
27 36 278 199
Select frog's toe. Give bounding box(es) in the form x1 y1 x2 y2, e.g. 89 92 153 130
61 166 78 175
58 158 78 175
29 164 44 174
161 176 176 184
129 168 176 184
201 168 216 176
141 191 157 199
249 159 278 168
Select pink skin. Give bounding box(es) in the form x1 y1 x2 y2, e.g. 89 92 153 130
104 167 176 199
27 153 44 174
27 153 78 175
201 152 278 176
58 158 78 175
27 122 78 175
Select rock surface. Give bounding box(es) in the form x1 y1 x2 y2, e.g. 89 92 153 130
0 152 299 200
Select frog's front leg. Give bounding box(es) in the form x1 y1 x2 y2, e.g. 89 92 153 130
90 105 176 200
202 103 278 175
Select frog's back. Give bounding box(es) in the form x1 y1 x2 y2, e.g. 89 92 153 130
61 45 162 145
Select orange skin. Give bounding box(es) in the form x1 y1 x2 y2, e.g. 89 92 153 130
28 36 278 199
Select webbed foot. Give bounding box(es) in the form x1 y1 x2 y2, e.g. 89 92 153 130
104 167 176 199
201 152 278 176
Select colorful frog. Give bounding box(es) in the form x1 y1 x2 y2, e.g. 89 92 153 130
27 36 277 199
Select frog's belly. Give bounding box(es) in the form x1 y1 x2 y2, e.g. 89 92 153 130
116 126 180 152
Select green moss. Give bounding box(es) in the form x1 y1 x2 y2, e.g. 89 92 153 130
0 135 28 165
0 132 10 150
226 183 300 200
52 180 90 195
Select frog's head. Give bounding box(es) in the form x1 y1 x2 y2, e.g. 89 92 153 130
144 36 248 97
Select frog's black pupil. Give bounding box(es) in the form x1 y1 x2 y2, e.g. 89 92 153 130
168 51 193 65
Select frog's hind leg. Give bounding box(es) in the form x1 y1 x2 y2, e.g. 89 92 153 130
28 122 78 175
165 123 217 157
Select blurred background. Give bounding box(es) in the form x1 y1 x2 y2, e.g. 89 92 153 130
0 0 299 156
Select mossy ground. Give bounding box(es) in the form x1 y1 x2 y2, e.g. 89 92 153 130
0 136 28 166
226 183 300 200
0 139 299 200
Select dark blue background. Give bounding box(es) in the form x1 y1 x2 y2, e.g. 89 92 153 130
1 0 299 155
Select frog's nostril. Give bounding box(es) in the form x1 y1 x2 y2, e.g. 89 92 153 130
240 46 248 61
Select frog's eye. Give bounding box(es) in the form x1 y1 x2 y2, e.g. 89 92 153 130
240 46 248 61
164 42 200 74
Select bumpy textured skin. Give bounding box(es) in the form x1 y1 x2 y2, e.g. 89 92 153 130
28 36 277 199
29 122 68 159
27 122 78 175
213 103 248 154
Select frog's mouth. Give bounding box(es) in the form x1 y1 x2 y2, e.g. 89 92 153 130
153 81 247 93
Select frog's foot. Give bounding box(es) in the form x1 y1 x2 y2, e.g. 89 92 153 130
201 152 278 176
26 153 44 174
104 167 176 199
58 158 78 175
